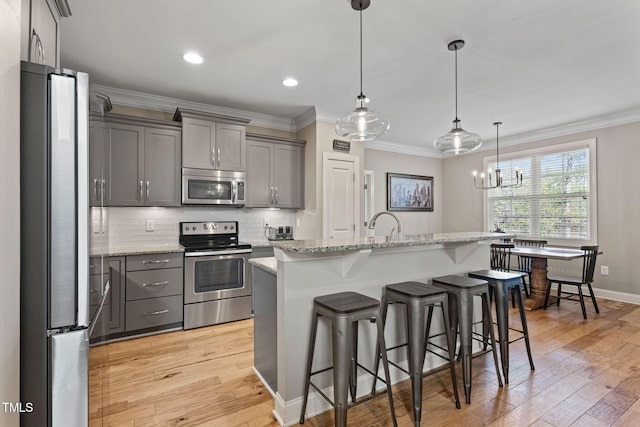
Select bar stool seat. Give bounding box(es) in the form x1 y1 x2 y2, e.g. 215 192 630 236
372 281 460 426
431 275 503 404
468 269 535 384
300 291 397 427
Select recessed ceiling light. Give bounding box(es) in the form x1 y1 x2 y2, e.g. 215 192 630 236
183 52 203 64
282 78 299 87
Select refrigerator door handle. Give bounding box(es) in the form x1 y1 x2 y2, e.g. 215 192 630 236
76 71 90 328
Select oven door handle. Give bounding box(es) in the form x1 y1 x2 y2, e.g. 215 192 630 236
185 249 252 257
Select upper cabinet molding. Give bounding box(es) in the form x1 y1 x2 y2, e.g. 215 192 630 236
246 132 306 146
53 0 72 17
173 108 250 126
104 113 181 130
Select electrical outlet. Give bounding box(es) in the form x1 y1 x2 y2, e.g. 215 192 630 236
263 218 269 228
145 219 155 232
601 265 609 276
92 222 100 234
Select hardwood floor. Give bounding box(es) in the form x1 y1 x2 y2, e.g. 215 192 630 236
90 298 640 426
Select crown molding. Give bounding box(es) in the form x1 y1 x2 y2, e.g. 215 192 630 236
462 107 640 155
364 140 443 158
294 107 317 131
91 84 297 132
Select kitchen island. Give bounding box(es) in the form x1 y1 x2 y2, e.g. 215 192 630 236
259 232 508 426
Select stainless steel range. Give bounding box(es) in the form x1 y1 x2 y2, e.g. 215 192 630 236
180 221 252 329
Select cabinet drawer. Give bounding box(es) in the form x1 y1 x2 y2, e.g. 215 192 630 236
89 274 110 306
126 268 183 301
125 295 183 331
126 253 183 271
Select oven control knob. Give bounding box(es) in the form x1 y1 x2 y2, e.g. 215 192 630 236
185 226 190 231
224 225 228 230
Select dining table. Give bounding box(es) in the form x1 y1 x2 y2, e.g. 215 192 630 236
510 246 588 310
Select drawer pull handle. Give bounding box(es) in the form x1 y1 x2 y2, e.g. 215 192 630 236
142 259 170 264
142 281 169 288
145 309 169 316
89 289 97 293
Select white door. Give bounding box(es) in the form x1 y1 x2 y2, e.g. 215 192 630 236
323 153 360 239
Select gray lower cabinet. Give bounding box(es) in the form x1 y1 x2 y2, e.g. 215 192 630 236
252 264 277 391
101 114 181 207
246 134 305 208
124 253 184 333
89 256 125 342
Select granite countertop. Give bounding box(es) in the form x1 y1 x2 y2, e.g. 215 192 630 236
246 240 273 248
101 245 185 257
249 257 277 275
270 232 513 254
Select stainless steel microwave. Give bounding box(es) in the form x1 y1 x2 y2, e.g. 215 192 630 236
182 168 246 206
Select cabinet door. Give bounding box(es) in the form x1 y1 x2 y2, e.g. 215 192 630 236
88 120 104 207
104 123 144 206
216 123 246 171
182 117 215 170
144 128 181 206
273 143 304 208
29 0 58 67
246 140 273 207
107 257 124 332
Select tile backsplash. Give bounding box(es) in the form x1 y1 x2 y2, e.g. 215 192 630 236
92 207 297 250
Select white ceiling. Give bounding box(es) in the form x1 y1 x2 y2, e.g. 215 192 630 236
60 0 640 151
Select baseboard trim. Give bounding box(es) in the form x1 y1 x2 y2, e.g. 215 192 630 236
547 284 640 305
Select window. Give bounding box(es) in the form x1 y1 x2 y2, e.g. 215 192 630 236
485 139 597 243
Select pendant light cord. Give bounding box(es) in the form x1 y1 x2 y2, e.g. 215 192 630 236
454 46 459 124
359 9 363 97
495 123 500 168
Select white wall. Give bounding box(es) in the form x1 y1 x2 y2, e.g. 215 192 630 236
364 148 443 236
0 0 22 424
443 120 640 296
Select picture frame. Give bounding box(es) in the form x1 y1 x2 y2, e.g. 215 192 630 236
387 173 433 212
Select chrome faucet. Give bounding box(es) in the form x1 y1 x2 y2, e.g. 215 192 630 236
368 211 402 240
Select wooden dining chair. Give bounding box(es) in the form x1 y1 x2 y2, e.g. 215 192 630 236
543 245 599 319
512 239 547 297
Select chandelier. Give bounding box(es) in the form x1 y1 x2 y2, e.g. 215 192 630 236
473 122 523 189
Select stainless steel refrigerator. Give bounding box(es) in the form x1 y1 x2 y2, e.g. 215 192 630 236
20 61 102 427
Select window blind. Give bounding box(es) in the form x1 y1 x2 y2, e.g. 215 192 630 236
487 147 590 240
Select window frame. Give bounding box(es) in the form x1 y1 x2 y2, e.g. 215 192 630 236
482 138 598 246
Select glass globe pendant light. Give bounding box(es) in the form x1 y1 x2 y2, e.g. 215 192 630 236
335 0 390 142
434 40 482 155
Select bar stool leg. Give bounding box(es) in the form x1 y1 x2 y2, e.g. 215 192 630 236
349 322 358 403
456 292 473 404
493 282 510 384
370 291 390 395
375 309 398 427
332 315 352 427
440 298 461 409
300 312 319 424
515 286 535 371
406 298 426 426
482 293 504 388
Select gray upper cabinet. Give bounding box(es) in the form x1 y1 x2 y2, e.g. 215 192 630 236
102 114 182 207
89 119 105 207
175 108 249 172
26 0 66 67
105 122 145 206
246 134 305 209
144 127 181 206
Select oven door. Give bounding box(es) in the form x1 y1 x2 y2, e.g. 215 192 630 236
184 251 251 303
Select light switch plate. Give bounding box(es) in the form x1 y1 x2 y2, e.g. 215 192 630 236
145 219 155 232
601 265 609 275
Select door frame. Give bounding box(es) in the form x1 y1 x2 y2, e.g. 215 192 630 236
322 152 361 239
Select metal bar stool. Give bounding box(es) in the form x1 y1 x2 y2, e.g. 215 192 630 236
468 270 535 384
431 275 503 404
371 281 460 426
299 291 397 427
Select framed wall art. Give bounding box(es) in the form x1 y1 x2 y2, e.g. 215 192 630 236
387 173 433 212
